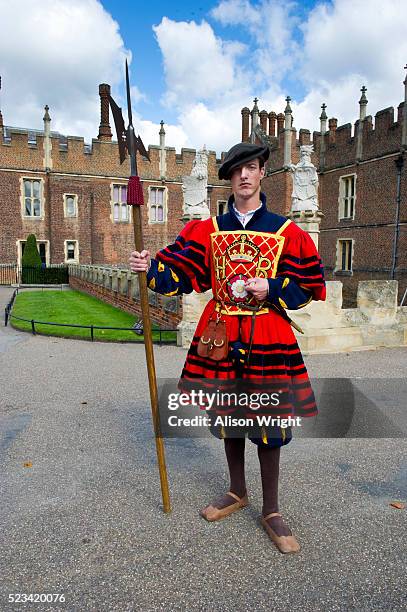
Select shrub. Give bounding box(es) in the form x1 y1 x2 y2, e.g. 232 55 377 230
22 234 42 283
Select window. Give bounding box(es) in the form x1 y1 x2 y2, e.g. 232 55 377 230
23 179 42 217
339 175 356 219
337 239 353 272
65 240 79 263
149 187 166 223
112 184 129 222
217 200 227 215
64 194 78 217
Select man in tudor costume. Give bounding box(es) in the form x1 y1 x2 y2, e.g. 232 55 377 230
129 143 325 553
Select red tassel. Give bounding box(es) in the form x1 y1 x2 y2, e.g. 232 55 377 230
127 175 144 206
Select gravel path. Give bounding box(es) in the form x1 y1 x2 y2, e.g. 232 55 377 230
0 287 406 611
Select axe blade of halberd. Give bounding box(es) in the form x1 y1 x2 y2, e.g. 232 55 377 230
108 95 128 164
135 134 150 162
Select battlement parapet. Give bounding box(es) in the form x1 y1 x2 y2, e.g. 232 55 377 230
245 92 406 171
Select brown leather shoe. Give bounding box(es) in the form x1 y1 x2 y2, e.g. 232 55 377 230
260 512 301 554
200 491 249 522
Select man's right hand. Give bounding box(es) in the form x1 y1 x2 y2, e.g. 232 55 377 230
129 250 151 273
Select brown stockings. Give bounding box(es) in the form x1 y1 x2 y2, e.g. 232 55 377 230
257 445 292 537
210 438 292 537
209 438 247 510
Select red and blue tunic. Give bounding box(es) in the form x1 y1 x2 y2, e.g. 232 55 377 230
147 193 326 445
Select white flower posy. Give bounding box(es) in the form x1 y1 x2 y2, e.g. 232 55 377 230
230 278 248 299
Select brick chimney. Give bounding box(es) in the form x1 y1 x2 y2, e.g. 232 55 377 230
277 113 285 135
268 111 276 137
241 107 250 142
259 109 268 132
328 117 337 144
98 83 112 141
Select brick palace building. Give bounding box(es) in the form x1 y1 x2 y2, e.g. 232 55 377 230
1 71 406 306
244 68 407 305
0 83 230 272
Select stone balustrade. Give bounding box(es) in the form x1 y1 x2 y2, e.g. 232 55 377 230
68 267 407 354
68 264 181 329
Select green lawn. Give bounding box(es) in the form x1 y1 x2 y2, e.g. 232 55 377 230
10 290 177 343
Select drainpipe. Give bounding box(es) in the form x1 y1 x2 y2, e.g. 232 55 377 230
391 155 404 280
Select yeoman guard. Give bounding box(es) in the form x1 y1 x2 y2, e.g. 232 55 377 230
129 142 326 553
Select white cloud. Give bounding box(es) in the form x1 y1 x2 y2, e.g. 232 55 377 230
178 102 242 153
130 86 147 105
1 0 405 157
153 17 249 108
0 0 128 143
132 115 188 153
211 0 302 83
211 0 260 27
297 0 407 131
206 0 407 139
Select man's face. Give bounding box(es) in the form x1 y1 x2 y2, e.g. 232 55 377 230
230 158 265 200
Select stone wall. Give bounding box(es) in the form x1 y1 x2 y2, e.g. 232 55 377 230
288 280 407 354
69 264 182 329
68 271 407 353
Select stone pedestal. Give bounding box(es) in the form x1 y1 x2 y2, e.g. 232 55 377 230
287 210 324 249
177 291 211 348
357 280 398 325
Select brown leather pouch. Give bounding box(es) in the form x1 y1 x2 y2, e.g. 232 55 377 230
197 319 228 361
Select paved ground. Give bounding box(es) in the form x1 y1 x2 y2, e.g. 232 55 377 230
0 287 406 611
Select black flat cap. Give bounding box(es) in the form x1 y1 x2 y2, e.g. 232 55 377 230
218 143 270 180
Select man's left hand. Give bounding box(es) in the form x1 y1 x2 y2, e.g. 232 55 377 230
245 277 269 301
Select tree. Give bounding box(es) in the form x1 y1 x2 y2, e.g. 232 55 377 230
22 234 42 283
22 234 42 267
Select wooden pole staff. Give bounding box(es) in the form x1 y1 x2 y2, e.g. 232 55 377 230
109 60 171 513
131 205 171 513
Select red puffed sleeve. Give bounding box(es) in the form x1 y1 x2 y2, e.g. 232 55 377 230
276 224 326 302
152 218 214 294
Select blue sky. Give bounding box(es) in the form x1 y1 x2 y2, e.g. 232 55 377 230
100 0 319 125
0 0 406 153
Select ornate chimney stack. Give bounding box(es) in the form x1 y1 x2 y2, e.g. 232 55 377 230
277 112 285 135
328 117 337 145
98 83 112 141
259 109 268 132
241 106 250 142
268 111 276 137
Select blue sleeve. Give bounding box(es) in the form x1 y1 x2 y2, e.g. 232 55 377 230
267 276 313 310
146 258 194 296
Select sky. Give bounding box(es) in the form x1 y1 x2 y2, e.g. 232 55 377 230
0 0 406 155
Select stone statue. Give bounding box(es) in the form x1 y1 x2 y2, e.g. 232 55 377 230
182 147 210 219
289 145 319 211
